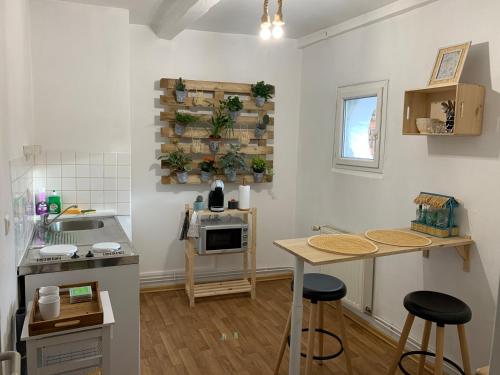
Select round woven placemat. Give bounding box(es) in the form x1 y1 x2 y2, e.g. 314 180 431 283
307 234 379 255
364 230 432 247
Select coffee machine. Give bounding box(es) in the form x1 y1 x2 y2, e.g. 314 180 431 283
208 180 225 212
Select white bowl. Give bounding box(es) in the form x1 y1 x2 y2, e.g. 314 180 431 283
416 118 432 134
39 286 59 297
39 295 61 321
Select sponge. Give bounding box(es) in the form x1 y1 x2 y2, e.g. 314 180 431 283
65 207 81 215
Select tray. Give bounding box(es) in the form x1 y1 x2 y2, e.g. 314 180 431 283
29 281 103 336
307 234 378 255
365 229 432 247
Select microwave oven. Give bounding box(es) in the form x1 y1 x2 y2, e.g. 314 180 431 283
196 216 248 255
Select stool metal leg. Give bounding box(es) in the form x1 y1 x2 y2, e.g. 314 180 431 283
418 320 432 375
305 302 319 375
274 308 292 375
318 302 325 366
336 300 354 375
457 325 472 375
387 313 415 375
434 325 445 375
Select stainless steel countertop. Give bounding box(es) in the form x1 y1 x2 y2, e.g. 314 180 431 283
18 216 139 276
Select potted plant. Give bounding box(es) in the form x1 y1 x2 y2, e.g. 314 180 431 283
265 166 274 182
207 108 233 153
175 112 198 136
223 96 244 121
251 156 267 183
158 143 192 184
251 81 274 107
219 144 246 182
255 114 270 138
175 77 187 103
198 156 216 182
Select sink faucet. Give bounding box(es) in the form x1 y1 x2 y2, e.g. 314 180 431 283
41 205 78 227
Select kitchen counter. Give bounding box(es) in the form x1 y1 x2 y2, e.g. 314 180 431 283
18 215 138 276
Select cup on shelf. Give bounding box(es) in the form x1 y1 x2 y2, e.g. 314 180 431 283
39 286 59 297
38 295 61 320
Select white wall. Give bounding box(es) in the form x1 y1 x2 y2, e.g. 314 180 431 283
30 0 131 152
130 26 301 282
296 0 500 367
0 0 35 350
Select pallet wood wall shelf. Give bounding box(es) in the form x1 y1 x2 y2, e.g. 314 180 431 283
159 78 275 185
403 83 485 136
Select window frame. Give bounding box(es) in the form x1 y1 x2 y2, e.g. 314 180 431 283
333 80 388 173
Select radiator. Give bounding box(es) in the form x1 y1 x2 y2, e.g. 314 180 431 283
317 225 374 314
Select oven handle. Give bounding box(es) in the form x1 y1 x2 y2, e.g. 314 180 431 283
201 224 249 230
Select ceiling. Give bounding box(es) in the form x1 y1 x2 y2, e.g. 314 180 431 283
190 0 400 39
60 0 401 39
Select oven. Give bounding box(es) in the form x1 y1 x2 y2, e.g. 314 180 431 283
196 216 248 255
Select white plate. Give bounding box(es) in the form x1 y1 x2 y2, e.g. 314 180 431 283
92 242 121 253
40 244 78 257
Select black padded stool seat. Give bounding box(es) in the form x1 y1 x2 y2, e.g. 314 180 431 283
292 273 347 302
404 291 472 326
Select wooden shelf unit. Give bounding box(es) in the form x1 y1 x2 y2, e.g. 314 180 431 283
403 83 485 136
159 78 274 185
184 206 257 307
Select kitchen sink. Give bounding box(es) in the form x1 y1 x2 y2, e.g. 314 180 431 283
50 219 104 232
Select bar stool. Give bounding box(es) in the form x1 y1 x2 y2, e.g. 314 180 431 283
274 273 354 375
388 291 472 375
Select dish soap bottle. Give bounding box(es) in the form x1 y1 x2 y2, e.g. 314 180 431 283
48 190 61 214
35 189 48 215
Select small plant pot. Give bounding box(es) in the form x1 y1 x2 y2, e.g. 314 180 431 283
224 168 237 182
255 127 266 138
255 96 265 107
176 171 189 184
193 201 204 211
229 111 241 122
175 90 187 103
208 139 221 153
200 170 211 182
253 172 264 183
174 122 186 136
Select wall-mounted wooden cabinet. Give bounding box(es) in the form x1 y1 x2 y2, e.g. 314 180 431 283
403 83 485 136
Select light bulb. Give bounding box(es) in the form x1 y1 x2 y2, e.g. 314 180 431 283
272 25 284 39
260 26 271 40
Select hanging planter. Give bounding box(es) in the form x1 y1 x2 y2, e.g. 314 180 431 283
157 142 192 184
207 107 233 154
199 157 216 183
255 114 270 138
175 77 187 103
251 81 274 107
219 145 246 183
251 156 267 183
174 112 198 136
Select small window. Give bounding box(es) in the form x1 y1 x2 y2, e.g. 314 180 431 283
333 81 388 173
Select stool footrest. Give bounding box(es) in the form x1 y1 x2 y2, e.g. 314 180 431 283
398 350 465 375
287 328 344 361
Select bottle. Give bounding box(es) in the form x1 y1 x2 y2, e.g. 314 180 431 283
47 190 61 214
35 190 49 216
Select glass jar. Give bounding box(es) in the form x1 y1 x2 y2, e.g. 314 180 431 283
436 208 449 228
425 208 437 226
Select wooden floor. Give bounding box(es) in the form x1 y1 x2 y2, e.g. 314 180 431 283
140 279 430 375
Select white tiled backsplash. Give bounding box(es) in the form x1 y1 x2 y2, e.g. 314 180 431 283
9 155 35 263
34 151 131 215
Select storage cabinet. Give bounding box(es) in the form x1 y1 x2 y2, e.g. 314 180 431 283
403 83 485 136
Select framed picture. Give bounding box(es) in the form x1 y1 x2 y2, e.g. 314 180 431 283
428 42 471 87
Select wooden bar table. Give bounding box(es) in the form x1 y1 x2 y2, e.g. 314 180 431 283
273 228 473 375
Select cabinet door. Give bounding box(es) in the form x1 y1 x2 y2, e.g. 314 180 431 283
454 84 485 135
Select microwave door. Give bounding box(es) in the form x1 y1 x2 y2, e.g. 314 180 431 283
205 227 243 253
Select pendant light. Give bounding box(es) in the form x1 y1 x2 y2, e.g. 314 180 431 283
259 0 272 40
259 0 285 40
272 0 284 39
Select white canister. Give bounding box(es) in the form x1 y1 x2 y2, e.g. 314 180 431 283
39 286 59 297
39 295 61 321
238 185 251 210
